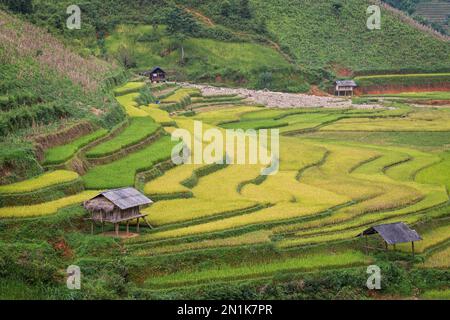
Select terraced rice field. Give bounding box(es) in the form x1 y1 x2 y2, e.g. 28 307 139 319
1 81 449 297
85 117 160 159
0 191 98 218
0 170 79 194
43 129 108 165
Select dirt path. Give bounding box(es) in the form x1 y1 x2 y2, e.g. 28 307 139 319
184 7 215 27
179 83 384 109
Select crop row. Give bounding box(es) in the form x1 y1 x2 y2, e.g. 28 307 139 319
143 250 369 288
113 82 146 96
0 191 98 218
82 135 176 189
85 117 160 159
355 73 450 87
0 170 79 194
43 129 108 165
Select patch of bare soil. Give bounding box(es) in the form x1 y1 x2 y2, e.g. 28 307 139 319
90 107 104 116
309 85 330 97
331 64 354 77
50 239 73 259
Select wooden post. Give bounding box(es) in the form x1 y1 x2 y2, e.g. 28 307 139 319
412 241 415 258
137 218 140 233
115 223 119 236
126 221 129 235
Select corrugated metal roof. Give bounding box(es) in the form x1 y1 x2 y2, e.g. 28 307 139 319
336 80 357 87
99 187 153 210
359 222 422 244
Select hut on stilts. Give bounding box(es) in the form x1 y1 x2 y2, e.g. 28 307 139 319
83 187 153 237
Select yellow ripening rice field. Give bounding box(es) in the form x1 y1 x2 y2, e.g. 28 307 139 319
113 82 146 95
116 93 148 117
398 224 450 253
141 105 174 124
0 191 99 218
161 88 200 104
0 170 79 194
144 250 370 287
191 106 263 125
321 109 450 132
131 230 273 256
143 164 201 196
143 198 258 226
423 246 450 268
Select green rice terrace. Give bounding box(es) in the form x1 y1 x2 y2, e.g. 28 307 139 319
1 76 449 299
0 1 449 301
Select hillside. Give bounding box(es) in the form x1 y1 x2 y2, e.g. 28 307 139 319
0 0 449 302
386 0 450 34
8 0 450 90
0 10 126 184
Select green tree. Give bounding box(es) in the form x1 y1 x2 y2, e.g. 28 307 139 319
1 0 33 14
239 0 252 19
165 7 198 65
220 0 232 17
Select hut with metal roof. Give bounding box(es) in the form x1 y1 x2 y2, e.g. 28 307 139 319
335 80 357 96
357 222 422 256
140 67 166 83
83 187 153 236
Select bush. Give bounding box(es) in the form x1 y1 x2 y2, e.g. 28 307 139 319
0 241 59 284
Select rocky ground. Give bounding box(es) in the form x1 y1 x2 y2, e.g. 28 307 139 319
179 83 384 109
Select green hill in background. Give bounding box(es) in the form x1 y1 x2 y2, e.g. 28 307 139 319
4 0 449 90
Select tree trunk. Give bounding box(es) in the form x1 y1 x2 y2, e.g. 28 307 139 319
181 45 185 65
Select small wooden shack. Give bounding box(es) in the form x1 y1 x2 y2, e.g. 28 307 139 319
357 222 422 256
140 67 166 83
335 80 357 96
83 187 153 236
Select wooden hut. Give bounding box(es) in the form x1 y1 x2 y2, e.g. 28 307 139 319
83 187 153 236
140 67 166 83
357 222 422 256
335 80 357 96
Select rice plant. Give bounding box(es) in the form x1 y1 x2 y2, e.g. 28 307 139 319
0 170 79 194
85 117 160 158
0 191 98 218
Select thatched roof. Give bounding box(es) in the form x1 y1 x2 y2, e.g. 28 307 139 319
358 222 422 244
84 197 115 213
84 187 153 212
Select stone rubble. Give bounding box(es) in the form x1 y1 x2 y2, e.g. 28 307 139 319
178 82 384 109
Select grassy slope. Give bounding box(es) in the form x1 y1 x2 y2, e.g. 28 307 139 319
250 0 450 74
105 24 306 91
0 9 125 184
